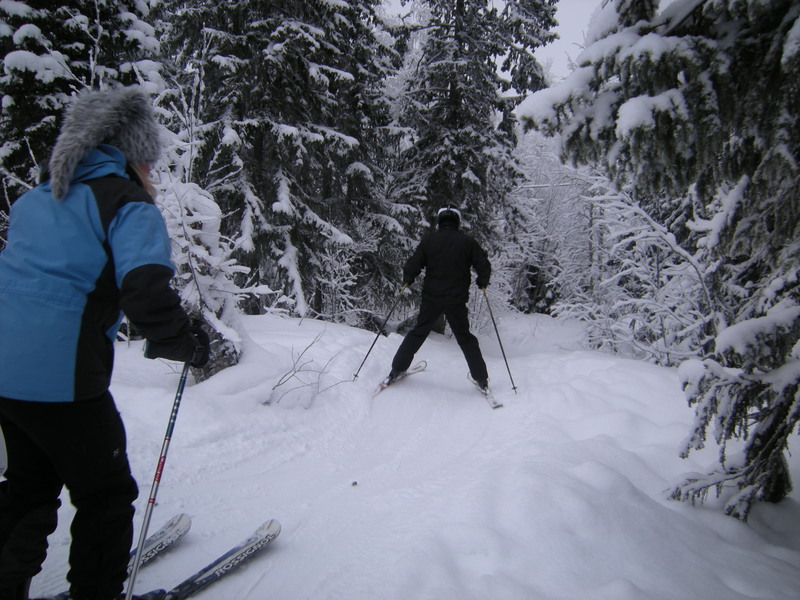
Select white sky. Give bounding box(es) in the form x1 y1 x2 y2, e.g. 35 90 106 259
535 0 600 80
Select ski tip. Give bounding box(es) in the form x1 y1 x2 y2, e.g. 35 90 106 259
169 513 192 530
256 519 281 537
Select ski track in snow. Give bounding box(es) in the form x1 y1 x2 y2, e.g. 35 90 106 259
30 314 800 600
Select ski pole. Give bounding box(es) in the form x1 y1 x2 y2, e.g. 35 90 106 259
482 288 517 394
125 361 191 600
353 284 408 380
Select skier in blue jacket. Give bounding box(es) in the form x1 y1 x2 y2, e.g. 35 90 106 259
0 87 209 600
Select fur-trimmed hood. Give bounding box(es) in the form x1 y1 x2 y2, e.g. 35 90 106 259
48 86 162 199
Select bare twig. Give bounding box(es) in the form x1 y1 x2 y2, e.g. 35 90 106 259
270 332 347 404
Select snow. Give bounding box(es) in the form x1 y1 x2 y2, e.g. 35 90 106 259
617 32 687 64
11 23 42 45
0 0 33 18
345 161 373 180
309 63 355 85
2 50 71 83
210 54 246 71
220 126 242 147
716 302 800 357
687 175 750 250
783 12 800 65
655 0 705 34
615 90 687 137
118 11 159 54
584 0 621 46
271 172 296 216
26 312 800 599
514 66 595 125
578 29 656 66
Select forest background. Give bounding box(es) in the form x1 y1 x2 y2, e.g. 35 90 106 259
0 0 798 521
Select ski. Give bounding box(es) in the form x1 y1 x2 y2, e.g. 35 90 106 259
49 514 192 600
129 513 192 571
374 361 427 396
135 519 281 600
469 374 503 409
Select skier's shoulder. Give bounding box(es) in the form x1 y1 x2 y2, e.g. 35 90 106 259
433 224 469 239
430 227 484 252
450 227 482 247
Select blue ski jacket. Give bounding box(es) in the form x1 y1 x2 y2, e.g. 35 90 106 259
0 145 195 402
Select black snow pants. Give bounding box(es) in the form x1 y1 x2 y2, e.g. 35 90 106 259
0 392 138 600
392 299 488 383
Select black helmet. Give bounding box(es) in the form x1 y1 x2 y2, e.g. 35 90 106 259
437 204 461 227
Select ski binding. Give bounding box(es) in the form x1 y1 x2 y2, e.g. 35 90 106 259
469 373 503 409
374 361 427 395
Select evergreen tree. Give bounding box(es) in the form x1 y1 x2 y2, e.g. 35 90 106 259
518 0 800 519
154 78 278 379
157 0 402 321
0 0 161 218
391 0 556 249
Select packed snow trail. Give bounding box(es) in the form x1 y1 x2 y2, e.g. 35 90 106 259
30 314 800 599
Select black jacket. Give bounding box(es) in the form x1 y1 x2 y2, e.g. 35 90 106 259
403 223 491 305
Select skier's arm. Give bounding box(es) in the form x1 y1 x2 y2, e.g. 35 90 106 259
472 241 491 289
120 265 197 362
402 240 426 286
108 199 201 364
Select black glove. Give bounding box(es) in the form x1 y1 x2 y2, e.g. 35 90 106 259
476 278 489 290
189 320 210 368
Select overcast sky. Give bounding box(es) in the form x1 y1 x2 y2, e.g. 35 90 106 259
534 0 600 80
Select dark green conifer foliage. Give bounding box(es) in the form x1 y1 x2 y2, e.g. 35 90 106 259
157 0 401 319
0 1 159 211
393 0 556 248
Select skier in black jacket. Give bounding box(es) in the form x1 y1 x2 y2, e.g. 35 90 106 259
0 87 210 600
386 204 491 391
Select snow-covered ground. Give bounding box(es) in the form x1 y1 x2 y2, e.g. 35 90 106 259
30 313 800 599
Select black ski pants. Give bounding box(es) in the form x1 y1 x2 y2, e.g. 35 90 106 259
392 299 488 383
0 392 138 600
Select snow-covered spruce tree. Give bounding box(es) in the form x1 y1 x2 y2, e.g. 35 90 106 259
517 0 800 518
376 0 436 317
156 174 274 380
151 74 281 380
157 0 402 323
391 0 556 250
0 0 160 225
